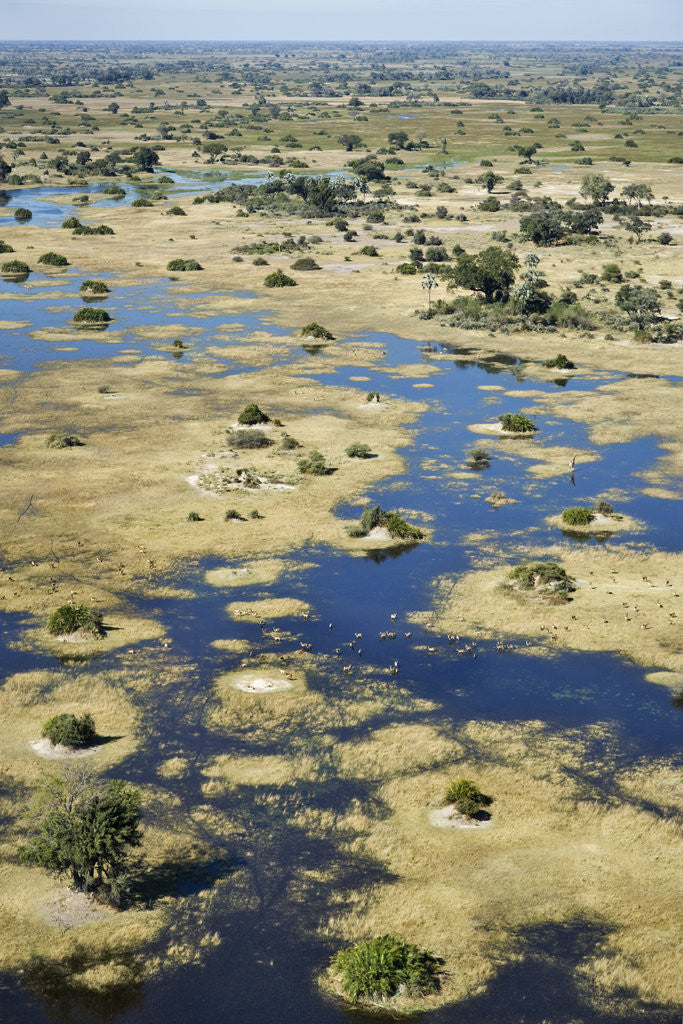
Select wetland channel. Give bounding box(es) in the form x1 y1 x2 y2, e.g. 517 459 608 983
0 256 680 1023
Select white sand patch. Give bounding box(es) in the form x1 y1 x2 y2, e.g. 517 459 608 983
31 737 99 760
39 889 114 928
234 676 293 693
429 804 491 830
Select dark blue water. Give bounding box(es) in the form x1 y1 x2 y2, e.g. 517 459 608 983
0 254 680 1023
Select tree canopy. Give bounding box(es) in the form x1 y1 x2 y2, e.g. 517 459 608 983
448 246 518 303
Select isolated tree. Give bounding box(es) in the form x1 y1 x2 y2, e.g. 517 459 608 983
477 170 503 193
387 130 409 149
107 102 120 114
21 765 141 896
579 173 614 206
421 272 439 312
131 146 159 172
0 156 12 182
0 90 9 108
449 246 518 303
623 215 652 242
514 143 540 163
338 133 362 151
615 284 661 327
202 140 227 162
621 183 654 206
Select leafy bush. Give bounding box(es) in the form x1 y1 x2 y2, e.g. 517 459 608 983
80 279 109 294
228 429 272 450
186 511 202 521
46 433 83 448
561 506 595 526
593 499 615 516
468 447 490 465
238 403 269 426
298 449 333 475
280 433 301 450
366 391 380 403
508 562 575 596
499 413 536 433
131 197 153 208
0 241 15 254
42 713 96 748
396 262 418 275
167 258 202 271
445 777 491 817
264 269 296 287
224 508 244 521
359 245 379 257
345 442 373 459
601 263 623 283
331 934 441 1004
73 307 111 324
253 256 268 265
291 256 320 270
543 353 575 369
1 259 29 275
46 604 104 637
656 232 673 246
14 207 32 222
73 224 114 236
38 252 69 267
478 196 501 212
301 322 334 340
62 216 81 229
352 504 423 541
167 205 186 216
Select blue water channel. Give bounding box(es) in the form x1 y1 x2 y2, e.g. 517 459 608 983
0 251 680 1022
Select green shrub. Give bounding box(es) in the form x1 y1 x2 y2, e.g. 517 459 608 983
38 252 69 267
73 307 111 325
298 449 333 475
499 413 536 433
468 447 490 465
601 263 623 283
291 256 320 271
46 604 104 637
301 322 335 340
445 777 491 817
264 269 297 287
224 508 244 521
345 442 373 459
253 256 268 266
543 353 575 369
331 934 441 1004
561 506 595 526
46 433 83 448
167 205 186 216
280 433 301 450
61 216 81 229
0 241 15 254
131 197 153 207
1 259 29 275
103 186 125 198
657 232 673 245
593 499 615 516
80 279 109 294
366 391 380 403
359 245 379 257
167 258 202 271
73 224 114 236
478 196 501 212
396 262 418 275
228 429 272 450
42 713 96 748
353 504 423 541
14 207 32 222
186 511 202 521
508 561 575 596
238 403 269 426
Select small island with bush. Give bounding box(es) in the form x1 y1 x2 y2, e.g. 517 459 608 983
328 933 443 1010
507 561 576 602
347 504 424 543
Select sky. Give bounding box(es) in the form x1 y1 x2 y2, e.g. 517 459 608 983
3 0 682 42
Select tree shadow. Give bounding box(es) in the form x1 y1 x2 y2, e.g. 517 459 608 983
431 916 679 1024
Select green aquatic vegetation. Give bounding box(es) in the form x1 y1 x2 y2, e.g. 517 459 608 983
46 603 104 637
331 934 442 1004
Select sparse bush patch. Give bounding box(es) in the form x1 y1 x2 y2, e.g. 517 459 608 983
167 258 202 271
80 279 109 294
301 322 334 340
1 259 29 276
298 449 334 475
46 432 83 448
543 353 575 369
228 429 273 450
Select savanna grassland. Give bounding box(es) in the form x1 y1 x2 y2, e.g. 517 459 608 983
0 42 681 1023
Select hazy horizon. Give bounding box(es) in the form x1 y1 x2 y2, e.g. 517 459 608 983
3 0 682 43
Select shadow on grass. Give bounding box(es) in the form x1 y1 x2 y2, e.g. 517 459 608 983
432 916 679 1024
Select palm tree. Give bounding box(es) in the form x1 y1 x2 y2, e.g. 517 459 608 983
421 273 439 313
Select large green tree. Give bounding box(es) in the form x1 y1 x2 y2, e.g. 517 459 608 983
131 146 160 173
448 246 519 303
21 765 142 896
615 284 661 327
579 173 614 206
